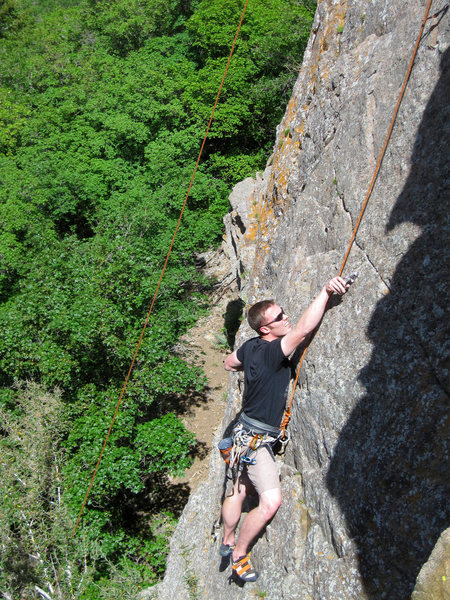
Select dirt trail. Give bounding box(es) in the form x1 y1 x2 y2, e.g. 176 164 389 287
171 290 236 493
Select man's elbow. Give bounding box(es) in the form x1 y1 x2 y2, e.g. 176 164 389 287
224 355 241 371
223 357 234 371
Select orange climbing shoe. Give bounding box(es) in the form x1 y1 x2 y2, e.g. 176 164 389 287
231 553 259 582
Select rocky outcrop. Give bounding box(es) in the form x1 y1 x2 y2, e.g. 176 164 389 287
411 527 450 600
155 1 449 599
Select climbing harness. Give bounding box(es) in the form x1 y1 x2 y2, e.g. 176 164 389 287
221 412 290 491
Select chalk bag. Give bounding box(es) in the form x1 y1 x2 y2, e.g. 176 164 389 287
218 437 233 464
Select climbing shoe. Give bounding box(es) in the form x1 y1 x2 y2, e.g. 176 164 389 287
219 541 235 557
231 553 259 582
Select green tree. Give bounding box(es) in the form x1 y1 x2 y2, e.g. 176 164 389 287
0 0 28 38
185 0 313 150
83 0 192 55
0 384 90 598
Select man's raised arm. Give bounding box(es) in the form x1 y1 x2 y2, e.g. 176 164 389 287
281 276 348 357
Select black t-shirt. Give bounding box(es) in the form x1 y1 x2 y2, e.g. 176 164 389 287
236 336 292 428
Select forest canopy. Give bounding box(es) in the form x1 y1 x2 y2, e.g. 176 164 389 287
0 0 315 597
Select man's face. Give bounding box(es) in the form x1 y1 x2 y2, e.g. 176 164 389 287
261 304 290 336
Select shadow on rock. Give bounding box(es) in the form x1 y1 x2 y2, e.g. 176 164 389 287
223 298 245 349
327 48 449 599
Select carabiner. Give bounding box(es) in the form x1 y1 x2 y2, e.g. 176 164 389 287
248 434 262 450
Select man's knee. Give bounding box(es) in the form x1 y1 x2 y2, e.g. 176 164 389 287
259 488 281 520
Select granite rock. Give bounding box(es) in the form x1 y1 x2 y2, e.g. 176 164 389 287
411 528 450 600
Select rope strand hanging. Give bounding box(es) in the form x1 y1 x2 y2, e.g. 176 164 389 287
71 0 250 537
280 0 434 438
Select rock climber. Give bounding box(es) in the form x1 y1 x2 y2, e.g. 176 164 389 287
221 276 350 582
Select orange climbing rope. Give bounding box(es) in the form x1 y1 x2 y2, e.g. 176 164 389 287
71 0 250 537
279 0 434 438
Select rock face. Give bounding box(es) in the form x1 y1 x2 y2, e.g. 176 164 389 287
155 1 449 599
411 528 450 600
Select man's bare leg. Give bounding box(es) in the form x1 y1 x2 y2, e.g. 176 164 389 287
221 482 248 547
232 487 281 560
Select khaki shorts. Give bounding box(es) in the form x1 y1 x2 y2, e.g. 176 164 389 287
227 445 280 496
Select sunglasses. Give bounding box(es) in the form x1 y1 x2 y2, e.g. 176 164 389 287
261 308 286 328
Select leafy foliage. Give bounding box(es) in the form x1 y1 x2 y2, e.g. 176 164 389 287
0 0 315 595
0 384 90 597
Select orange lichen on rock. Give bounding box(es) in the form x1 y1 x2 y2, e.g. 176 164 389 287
245 195 274 245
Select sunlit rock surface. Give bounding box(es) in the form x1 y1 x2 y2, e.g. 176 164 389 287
411 527 450 600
